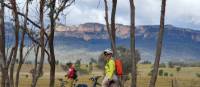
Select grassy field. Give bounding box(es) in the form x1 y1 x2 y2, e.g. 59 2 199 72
0 64 200 87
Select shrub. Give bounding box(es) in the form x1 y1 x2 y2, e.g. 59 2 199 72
164 72 168 77
25 74 29 78
168 61 174 68
196 73 200 78
159 69 164 76
141 60 151 64
88 62 93 73
148 69 153 76
75 59 81 71
170 73 173 77
176 66 181 72
55 60 59 65
159 63 166 68
90 58 97 64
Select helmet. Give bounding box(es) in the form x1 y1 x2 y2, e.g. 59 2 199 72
103 48 113 55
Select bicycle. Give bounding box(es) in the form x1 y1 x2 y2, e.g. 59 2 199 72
58 78 79 87
58 76 116 87
74 76 101 87
89 76 101 87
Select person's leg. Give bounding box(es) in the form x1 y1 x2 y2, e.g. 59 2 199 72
117 76 122 87
112 75 120 87
110 80 119 87
102 76 109 87
68 79 74 87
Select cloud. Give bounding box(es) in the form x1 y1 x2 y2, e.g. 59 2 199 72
166 0 200 29
63 0 200 30
13 0 200 30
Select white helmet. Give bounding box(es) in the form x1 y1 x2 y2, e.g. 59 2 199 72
103 48 113 54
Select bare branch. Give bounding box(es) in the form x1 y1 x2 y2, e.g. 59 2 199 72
0 1 49 39
54 0 75 20
6 47 14 67
23 44 34 64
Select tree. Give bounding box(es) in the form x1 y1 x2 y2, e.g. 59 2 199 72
9 0 20 86
48 0 56 86
103 0 117 57
116 47 141 74
149 0 167 87
47 0 75 86
129 0 136 87
168 61 175 68
75 59 81 71
141 60 151 64
15 0 30 87
88 61 93 73
0 0 9 86
0 0 75 86
176 67 181 72
31 0 45 87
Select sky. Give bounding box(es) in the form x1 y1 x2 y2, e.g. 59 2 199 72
61 0 200 30
11 0 200 30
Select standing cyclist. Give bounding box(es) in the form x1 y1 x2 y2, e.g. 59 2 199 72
102 49 118 87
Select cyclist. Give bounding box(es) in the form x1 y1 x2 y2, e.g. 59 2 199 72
102 49 118 87
66 63 77 87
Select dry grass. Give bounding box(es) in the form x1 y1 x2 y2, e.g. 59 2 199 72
0 64 199 87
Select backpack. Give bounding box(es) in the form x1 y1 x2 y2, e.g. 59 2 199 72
115 58 123 77
73 69 78 80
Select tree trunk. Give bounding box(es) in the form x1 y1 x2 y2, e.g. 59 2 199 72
103 0 114 55
129 0 136 87
0 1 10 87
2 68 10 87
0 0 5 67
149 0 167 87
31 46 39 87
15 0 29 87
104 0 117 58
111 0 117 58
49 0 56 86
31 0 45 87
9 0 20 86
15 64 22 87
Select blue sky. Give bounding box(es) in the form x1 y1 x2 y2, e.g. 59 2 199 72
61 0 200 30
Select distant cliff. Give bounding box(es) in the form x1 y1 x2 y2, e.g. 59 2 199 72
4 22 200 62
55 23 200 42
54 23 200 62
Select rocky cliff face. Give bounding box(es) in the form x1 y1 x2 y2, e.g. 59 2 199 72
55 23 200 43
53 23 200 61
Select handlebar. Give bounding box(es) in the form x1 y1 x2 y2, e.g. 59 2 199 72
89 76 102 87
89 76 101 81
